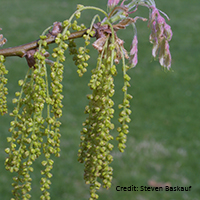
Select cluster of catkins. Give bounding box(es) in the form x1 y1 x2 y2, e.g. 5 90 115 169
76 28 132 199
2 7 133 200
3 5 101 200
4 21 70 200
1 1 172 200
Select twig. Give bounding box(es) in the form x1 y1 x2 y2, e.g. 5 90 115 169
0 29 88 58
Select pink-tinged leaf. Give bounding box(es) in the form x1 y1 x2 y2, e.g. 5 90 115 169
156 15 165 38
159 40 171 69
130 54 138 68
165 51 172 70
164 23 173 41
129 35 138 68
130 35 138 55
157 15 165 26
92 36 107 52
150 6 159 23
149 5 172 69
107 0 120 8
152 42 159 58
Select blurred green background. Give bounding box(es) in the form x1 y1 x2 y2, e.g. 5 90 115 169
0 0 199 199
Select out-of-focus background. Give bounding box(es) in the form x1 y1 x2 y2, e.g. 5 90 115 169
0 0 199 199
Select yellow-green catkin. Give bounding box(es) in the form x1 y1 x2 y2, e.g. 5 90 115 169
117 65 133 152
68 20 91 77
5 68 42 200
0 55 8 115
34 44 52 200
78 43 116 199
38 34 64 199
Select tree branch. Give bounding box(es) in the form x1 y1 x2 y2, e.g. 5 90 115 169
0 29 88 58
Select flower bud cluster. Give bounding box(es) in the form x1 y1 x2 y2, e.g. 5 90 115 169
51 28 68 119
50 62 64 119
78 53 115 199
67 20 91 77
0 55 8 115
68 38 88 77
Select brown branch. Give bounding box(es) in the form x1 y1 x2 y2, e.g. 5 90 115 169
0 29 88 58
